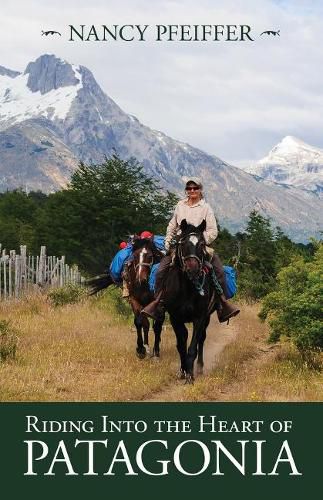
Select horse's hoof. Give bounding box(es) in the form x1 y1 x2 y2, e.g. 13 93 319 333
185 374 194 384
136 347 146 359
196 365 204 376
152 348 160 359
176 369 186 380
144 344 150 356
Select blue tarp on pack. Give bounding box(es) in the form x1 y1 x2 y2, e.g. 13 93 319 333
109 236 165 283
153 235 165 251
109 246 132 282
148 263 160 293
224 265 237 299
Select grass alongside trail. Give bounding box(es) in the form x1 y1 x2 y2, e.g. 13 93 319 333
0 291 322 402
182 304 323 402
0 290 177 401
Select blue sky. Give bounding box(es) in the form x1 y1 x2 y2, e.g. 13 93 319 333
1 0 323 165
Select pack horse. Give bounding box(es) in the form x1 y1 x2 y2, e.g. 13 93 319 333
87 237 164 359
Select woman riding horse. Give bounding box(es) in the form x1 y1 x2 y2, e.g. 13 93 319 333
142 177 240 323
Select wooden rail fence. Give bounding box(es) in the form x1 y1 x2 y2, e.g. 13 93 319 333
0 245 83 299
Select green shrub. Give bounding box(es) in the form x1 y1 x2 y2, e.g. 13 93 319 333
47 284 87 307
237 268 276 301
0 320 18 361
92 287 132 320
260 243 323 351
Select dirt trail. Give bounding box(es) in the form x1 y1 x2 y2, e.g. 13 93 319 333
144 314 240 402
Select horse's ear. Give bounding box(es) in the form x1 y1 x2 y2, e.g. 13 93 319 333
198 219 206 233
180 219 188 232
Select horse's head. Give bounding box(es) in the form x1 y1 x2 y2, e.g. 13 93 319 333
177 219 206 279
132 238 155 284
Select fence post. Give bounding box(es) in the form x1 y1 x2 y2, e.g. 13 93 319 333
3 254 7 299
20 246 27 293
0 245 83 300
15 254 20 298
8 254 12 298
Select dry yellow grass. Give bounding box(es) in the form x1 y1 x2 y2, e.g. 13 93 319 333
181 303 323 402
0 291 177 401
231 344 323 402
1 295 322 402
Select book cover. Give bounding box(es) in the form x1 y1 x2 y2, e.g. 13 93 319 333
0 1 322 498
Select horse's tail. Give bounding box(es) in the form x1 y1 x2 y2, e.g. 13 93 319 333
85 273 114 295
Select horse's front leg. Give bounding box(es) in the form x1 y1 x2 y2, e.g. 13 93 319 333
197 316 210 375
134 314 146 359
130 298 146 359
170 316 188 378
152 319 163 358
142 314 151 356
186 317 208 383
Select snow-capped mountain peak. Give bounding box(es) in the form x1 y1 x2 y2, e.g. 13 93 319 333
0 54 321 242
264 135 323 162
24 54 81 94
245 136 323 195
0 54 83 129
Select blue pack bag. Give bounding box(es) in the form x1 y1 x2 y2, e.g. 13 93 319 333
223 265 237 299
109 246 132 282
153 235 165 252
149 263 160 293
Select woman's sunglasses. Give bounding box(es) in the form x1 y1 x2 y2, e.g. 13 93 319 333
186 186 200 191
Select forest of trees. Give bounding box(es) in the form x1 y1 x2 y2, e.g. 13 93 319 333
0 155 177 274
0 154 321 350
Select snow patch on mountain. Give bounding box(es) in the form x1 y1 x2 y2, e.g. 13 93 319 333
245 136 323 194
0 65 82 130
0 54 321 242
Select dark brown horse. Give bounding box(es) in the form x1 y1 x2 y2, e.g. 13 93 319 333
87 238 164 359
126 238 164 358
163 220 219 382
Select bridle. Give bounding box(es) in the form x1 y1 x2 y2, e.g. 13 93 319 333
177 231 205 274
134 246 154 272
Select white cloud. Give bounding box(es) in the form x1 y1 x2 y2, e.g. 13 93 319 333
0 0 322 164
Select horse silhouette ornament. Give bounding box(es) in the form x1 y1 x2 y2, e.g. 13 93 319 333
260 30 280 36
41 30 62 36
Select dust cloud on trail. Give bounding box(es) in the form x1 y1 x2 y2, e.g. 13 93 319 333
144 313 240 402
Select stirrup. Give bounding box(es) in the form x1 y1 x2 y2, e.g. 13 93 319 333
217 307 240 323
141 301 165 322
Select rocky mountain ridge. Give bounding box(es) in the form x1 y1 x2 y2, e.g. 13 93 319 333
0 54 321 242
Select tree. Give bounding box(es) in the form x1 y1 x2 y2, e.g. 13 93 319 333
245 210 276 277
259 242 323 351
213 226 238 265
274 226 296 271
236 210 277 299
0 190 40 250
35 155 178 273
